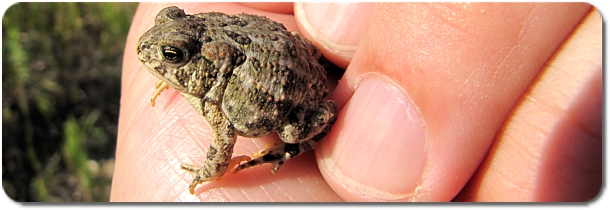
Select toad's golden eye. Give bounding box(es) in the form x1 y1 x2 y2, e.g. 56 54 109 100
161 45 188 65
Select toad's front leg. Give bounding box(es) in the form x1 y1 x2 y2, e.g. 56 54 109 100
179 100 241 194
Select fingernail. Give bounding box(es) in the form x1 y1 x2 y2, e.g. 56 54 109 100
295 3 372 52
320 76 426 200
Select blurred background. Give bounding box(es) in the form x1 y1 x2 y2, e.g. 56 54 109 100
2 2 138 201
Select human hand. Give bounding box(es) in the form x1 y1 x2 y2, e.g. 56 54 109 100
111 2 601 202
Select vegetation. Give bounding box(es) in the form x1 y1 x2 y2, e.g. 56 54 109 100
2 2 138 201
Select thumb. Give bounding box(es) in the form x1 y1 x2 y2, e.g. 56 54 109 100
319 77 427 202
296 3 426 201
299 2 592 202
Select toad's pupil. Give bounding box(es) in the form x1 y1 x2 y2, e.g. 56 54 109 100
162 46 184 63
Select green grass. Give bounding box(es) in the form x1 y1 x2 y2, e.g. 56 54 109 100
2 2 138 201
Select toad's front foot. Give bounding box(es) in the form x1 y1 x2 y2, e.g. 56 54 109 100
180 155 251 194
179 163 213 195
151 80 169 106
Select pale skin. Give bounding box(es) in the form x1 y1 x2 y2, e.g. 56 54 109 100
111 2 601 201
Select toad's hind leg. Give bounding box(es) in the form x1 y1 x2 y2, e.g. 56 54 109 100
234 100 337 174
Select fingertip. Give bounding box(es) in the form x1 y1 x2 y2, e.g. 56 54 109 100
295 3 373 68
238 2 294 14
317 76 426 201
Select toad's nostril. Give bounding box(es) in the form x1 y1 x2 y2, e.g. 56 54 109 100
139 42 148 51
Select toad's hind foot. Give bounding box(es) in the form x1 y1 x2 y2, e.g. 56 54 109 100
234 140 316 174
227 155 252 170
234 101 337 174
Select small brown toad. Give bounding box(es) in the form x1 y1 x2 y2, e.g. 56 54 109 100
136 6 337 194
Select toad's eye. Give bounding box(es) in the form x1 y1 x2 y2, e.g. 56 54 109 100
161 45 188 65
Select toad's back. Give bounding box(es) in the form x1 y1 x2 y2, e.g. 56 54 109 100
187 12 330 136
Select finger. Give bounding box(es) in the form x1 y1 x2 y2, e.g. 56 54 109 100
455 8 601 202
313 3 592 201
111 2 342 201
238 2 294 14
294 2 373 69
